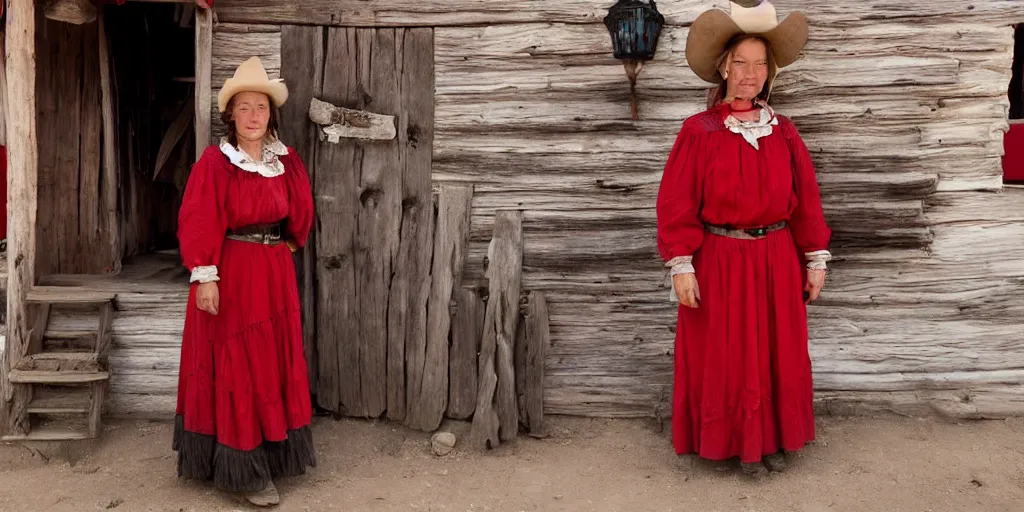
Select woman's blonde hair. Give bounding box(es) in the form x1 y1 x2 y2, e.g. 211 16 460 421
705 34 778 109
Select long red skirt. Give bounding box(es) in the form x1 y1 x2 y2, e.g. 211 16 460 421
173 239 315 493
672 228 815 463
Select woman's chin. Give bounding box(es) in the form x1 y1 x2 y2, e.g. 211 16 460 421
239 131 266 141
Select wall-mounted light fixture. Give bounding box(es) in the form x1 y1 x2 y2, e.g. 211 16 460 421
603 0 665 120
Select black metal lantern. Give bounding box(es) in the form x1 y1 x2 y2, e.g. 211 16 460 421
603 0 665 120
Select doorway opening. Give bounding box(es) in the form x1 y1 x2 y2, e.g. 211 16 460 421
105 2 197 259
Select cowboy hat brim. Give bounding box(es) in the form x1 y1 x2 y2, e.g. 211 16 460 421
685 8 808 84
217 78 289 112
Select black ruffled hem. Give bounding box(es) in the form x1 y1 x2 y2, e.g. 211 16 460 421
172 414 317 493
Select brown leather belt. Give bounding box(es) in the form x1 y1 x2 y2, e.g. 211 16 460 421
704 221 787 240
226 221 285 245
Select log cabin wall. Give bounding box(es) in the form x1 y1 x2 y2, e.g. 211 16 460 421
202 0 1024 420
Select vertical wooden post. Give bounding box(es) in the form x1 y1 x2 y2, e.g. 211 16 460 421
2 0 39 436
194 7 212 159
98 8 121 274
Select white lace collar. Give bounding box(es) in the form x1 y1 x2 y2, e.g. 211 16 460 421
219 137 289 178
723 102 779 150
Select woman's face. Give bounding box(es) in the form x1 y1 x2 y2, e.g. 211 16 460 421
231 91 271 142
723 38 769 101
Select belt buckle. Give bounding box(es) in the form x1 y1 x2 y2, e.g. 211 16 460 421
745 227 767 238
261 232 272 245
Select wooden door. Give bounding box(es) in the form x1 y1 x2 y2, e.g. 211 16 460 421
279 26 435 421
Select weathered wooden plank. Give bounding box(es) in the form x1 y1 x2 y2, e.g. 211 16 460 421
773 0 1022 26
3 0 40 436
470 211 523 447
308 97 397 142
98 10 120 273
78 23 103 270
408 184 472 431
35 17 83 275
314 27 360 415
517 291 549 436
447 287 484 420
213 0 716 27
280 23 324 405
194 8 212 154
88 380 105 437
352 28 402 419
387 28 434 423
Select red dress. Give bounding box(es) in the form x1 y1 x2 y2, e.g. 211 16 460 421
172 144 316 493
656 104 831 464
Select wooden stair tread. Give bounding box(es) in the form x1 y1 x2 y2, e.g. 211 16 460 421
9 369 109 384
26 352 98 362
28 390 92 414
44 330 98 340
1 425 92 441
14 352 100 372
26 286 116 304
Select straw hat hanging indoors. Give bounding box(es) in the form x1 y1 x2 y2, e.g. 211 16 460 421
685 0 809 84
217 56 289 112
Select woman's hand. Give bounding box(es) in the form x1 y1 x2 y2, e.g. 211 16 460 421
672 273 700 308
805 269 826 304
196 282 220 315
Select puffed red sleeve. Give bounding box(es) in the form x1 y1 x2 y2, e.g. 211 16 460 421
656 124 706 262
782 119 832 254
284 150 314 248
177 148 229 282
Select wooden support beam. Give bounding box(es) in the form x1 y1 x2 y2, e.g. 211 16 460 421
98 8 121 274
2 0 40 437
194 7 212 158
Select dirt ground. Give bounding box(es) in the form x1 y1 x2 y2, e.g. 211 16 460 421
0 414 1022 512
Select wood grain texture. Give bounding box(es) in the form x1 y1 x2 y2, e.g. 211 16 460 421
517 291 548 435
280 24 324 404
314 27 359 415
408 184 471 431
389 28 435 426
447 287 484 420
212 0 719 27
98 11 121 273
194 9 212 154
3 0 40 436
470 211 523 447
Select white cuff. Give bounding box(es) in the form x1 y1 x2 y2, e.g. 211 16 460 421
190 265 220 283
665 256 695 275
805 250 831 270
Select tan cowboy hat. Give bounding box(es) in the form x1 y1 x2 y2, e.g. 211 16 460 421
217 56 289 112
685 0 808 84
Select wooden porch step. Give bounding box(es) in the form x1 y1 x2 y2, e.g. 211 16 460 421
1 425 91 442
8 369 109 384
13 352 100 372
25 286 116 305
27 388 92 414
44 329 98 340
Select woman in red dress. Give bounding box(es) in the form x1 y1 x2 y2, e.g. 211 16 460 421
657 1 831 476
173 56 315 506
